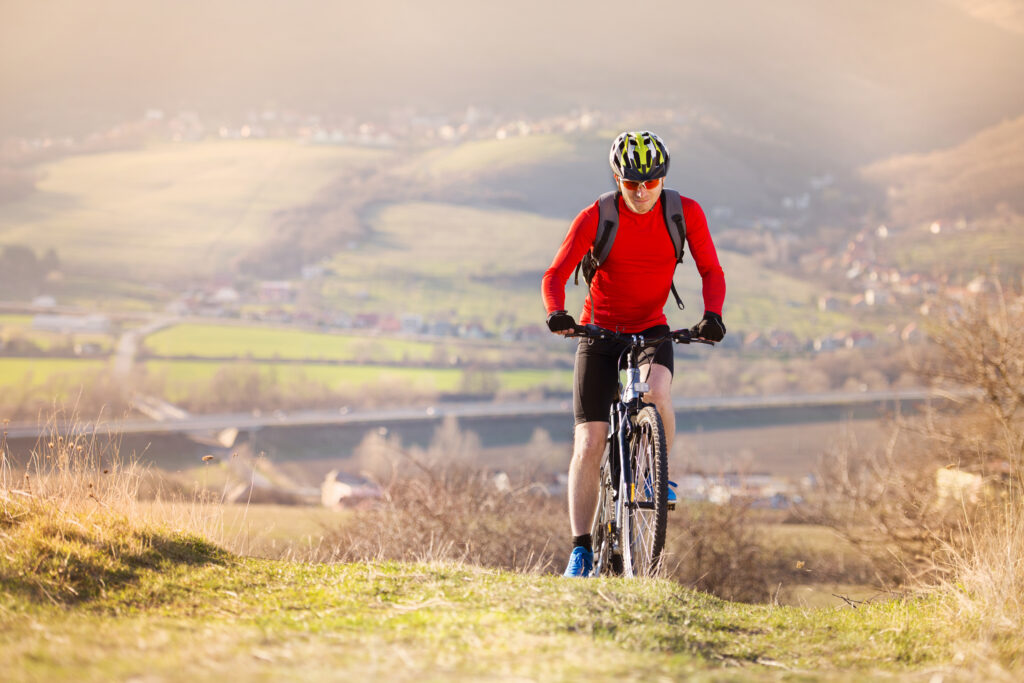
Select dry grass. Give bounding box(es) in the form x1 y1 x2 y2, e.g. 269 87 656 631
0 411 226 604
316 418 565 572
814 281 1024 672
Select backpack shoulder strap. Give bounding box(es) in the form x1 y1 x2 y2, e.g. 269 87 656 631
661 188 686 261
593 191 620 266
661 188 688 310
574 192 620 286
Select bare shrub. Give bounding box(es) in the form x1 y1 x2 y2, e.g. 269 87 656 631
661 501 770 602
814 282 1024 668
317 420 565 572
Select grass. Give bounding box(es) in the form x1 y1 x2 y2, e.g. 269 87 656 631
0 551 960 681
0 415 1015 681
0 140 385 280
671 250 861 337
142 359 571 402
0 358 110 389
143 322 444 362
409 133 585 176
326 200 583 325
887 218 1024 273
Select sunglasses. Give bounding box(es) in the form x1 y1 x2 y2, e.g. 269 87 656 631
619 178 662 191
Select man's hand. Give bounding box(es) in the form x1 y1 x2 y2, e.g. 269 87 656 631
546 310 577 336
691 311 726 342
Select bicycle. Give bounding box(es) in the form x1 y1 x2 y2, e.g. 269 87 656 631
566 324 714 578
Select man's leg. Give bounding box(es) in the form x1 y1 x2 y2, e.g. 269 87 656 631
642 363 675 452
567 421 609 536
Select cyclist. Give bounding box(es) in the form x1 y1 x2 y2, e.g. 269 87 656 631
542 130 727 577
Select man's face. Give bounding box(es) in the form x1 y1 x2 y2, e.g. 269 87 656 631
616 176 663 214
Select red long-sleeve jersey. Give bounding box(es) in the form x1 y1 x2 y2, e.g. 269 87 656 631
542 193 725 332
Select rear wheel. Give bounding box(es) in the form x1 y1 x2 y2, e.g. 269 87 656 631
621 405 668 577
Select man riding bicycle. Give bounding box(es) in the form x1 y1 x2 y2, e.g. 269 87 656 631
541 130 727 577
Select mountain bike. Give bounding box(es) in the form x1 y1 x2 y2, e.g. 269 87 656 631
567 324 714 578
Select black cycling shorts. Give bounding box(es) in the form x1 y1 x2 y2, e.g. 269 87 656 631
572 324 674 425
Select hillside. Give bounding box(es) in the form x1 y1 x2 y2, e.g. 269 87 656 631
861 114 1024 226
0 527 960 680
860 115 1024 273
0 141 386 281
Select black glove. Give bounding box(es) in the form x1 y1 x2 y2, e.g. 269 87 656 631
546 310 576 333
691 311 726 342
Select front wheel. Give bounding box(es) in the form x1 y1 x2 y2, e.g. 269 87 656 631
621 405 669 577
591 449 618 577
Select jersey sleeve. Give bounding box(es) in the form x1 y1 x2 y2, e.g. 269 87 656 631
682 198 726 315
541 203 599 314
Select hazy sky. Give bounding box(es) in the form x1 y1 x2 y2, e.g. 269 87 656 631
3 0 1023 161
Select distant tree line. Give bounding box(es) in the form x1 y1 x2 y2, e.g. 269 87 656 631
0 244 59 297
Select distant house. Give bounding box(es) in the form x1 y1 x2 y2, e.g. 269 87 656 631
353 313 380 329
211 287 240 304
817 295 839 312
321 470 381 509
400 313 424 334
32 314 110 334
32 295 57 308
258 281 296 304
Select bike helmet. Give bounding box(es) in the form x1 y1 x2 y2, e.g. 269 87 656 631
608 131 670 182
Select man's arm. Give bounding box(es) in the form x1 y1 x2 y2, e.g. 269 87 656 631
682 198 726 316
540 204 599 316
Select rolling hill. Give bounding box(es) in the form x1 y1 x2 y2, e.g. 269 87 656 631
860 114 1024 272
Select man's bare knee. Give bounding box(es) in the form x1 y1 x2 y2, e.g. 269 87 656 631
573 423 607 463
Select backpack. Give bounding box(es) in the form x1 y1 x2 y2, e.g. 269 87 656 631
573 189 687 310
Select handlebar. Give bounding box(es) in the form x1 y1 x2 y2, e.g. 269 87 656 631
564 323 715 346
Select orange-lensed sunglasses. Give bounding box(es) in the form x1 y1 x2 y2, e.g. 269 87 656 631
619 178 662 191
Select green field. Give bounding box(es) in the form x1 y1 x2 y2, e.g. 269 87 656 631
144 360 571 401
887 218 1024 273
325 200 587 326
407 133 588 177
673 250 861 337
144 323 444 362
0 358 109 389
0 141 385 280
1 138 881 342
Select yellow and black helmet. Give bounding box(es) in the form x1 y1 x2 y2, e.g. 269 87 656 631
608 131 670 182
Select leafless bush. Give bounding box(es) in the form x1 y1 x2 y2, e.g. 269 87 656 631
814 282 1024 592
317 420 565 572
660 501 770 602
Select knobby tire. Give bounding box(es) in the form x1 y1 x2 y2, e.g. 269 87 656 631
621 404 668 577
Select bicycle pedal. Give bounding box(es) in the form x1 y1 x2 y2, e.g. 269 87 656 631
667 501 676 511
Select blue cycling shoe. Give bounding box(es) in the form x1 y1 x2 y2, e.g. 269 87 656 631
642 479 679 507
563 546 593 577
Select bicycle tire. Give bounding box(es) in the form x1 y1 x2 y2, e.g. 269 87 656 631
620 404 669 577
590 450 616 577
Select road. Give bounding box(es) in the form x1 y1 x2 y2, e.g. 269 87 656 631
3 388 961 440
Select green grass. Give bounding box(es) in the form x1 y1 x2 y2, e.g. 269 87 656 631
887 218 1024 273
0 470 991 681
0 140 385 280
0 358 110 389
143 360 572 400
409 133 584 176
0 545 959 681
0 315 35 327
143 323 443 362
326 200 587 325
671 251 860 337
